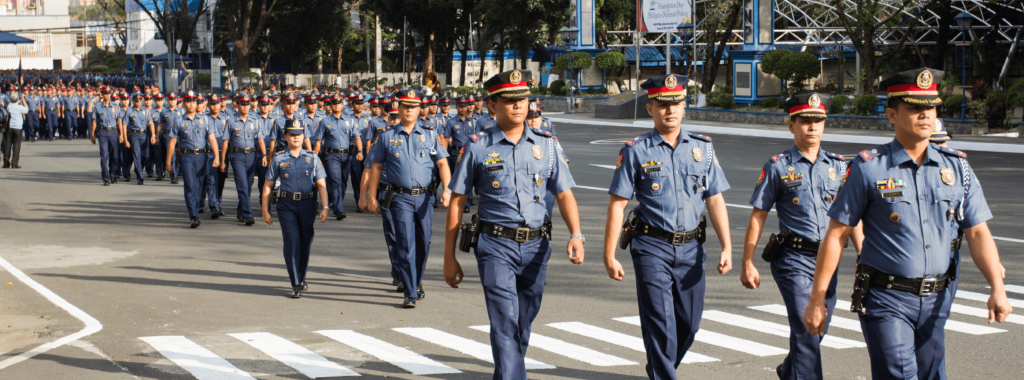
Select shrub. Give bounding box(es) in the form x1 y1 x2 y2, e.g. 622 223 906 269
594 51 626 70
706 85 733 109
757 96 784 109
560 85 571 96
453 86 474 95
942 94 964 118
828 95 851 114
196 74 211 87
549 80 566 95
760 49 821 97
538 85 548 94
555 52 593 72
596 87 609 94
351 61 369 72
605 76 621 84
853 94 879 115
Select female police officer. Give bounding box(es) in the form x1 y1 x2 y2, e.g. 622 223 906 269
262 121 328 298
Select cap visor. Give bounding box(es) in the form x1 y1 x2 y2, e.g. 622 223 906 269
792 112 828 119
896 96 942 106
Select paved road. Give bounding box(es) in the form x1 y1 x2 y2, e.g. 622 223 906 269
1 121 1022 380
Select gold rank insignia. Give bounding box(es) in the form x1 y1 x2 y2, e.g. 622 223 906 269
792 197 800 205
492 180 500 188
305 157 311 164
787 166 795 172
488 152 500 158
941 168 955 185
890 212 900 222
532 145 542 160
917 70 933 89
808 93 821 108
692 148 703 162
665 75 677 89
829 168 837 181
294 120 300 128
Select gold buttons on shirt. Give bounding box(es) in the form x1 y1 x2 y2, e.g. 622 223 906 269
890 212 900 222
792 197 799 205
492 180 500 188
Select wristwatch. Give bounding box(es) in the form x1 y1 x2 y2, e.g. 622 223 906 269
444 189 453 195
569 233 586 244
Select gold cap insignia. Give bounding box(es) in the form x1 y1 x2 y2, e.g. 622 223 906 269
665 75 677 89
917 70 933 89
510 70 522 84
407 90 415 98
808 94 821 108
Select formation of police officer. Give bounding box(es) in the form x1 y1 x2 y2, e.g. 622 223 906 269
164 91 221 228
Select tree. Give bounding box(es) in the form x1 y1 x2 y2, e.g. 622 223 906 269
697 0 741 94
264 0 349 74
760 49 821 96
95 0 128 49
217 0 281 73
595 51 626 79
833 0 920 93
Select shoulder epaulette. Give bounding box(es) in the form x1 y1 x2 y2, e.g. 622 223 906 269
857 150 874 162
824 151 844 161
624 135 647 147
688 132 711 142
469 133 481 143
770 152 790 162
528 127 552 138
935 145 967 158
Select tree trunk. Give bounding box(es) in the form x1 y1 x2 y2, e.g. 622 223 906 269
459 45 468 86
423 32 436 77
701 0 741 94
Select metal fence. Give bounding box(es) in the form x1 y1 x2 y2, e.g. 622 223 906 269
0 33 51 59
270 72 443 90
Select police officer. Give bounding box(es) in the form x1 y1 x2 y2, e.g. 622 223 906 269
741 93 864 380
148 94 165 179
445 96 477 212
24 86 40 142
443 70 584 378
61 87 79 140
220 94 266 225
366 89 450 307
261 121 329 298
254 95 277 205
160 93 184 184
90 87 121 185
43 87 60 141
121 94 156 185
269 93 313 153
204 95 228 218
314 95 354 219
345 93 370 209
803 68 1012 379
602 74 733 380
166 91 221 228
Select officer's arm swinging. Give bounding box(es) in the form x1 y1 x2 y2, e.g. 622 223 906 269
803 218 854 336
435 158 452 207
740 207 770 289
165 137 177 173
706 193 733 275
602 194 631 280
555 189 585 264
207 134 220 168
962 222 1013 323
443 192 469 288
365 162 384 215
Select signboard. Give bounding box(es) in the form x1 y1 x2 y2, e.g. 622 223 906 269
638 0 693 32
211 56 222 89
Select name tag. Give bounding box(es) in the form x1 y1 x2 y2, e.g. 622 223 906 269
786 181 802 188
882 191 904 199
644 167 661 173
486 165 504 172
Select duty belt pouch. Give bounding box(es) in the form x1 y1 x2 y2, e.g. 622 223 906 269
380 186 396 209
459 214 481 252
850 265 871 315
761 233 785 262
270 186 280 205
697 214 708 244
618 209 640 250
543 220 553 241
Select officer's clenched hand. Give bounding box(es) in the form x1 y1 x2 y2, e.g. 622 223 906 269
989 293 1013 324
319 207 328 223
90 136 96 145
441 191 450 207
367 198 380 216
803 298 829 336
263 212 273 225
444 258 463 288
211 157 220 167
124 140 131 149
740 261 760 289
717 252 732 274
604 258 625 281
165 163 173 173
150 135 156 145
261 156 268 167
567 237 584 264
219 162 226 173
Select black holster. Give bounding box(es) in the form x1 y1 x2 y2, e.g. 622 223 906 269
380 185 396 209
270 182 281 205
761 232 785 262
618 209 641 250
458 214 481 252
696 214 707 244
850 265 871 315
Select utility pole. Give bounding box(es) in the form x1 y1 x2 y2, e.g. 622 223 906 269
375 14 382 86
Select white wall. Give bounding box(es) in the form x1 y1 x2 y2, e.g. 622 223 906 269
0 15 78 69
451 59 541 87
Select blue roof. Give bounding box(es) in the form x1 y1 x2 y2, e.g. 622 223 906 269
127 0 204 12
625 46 665 62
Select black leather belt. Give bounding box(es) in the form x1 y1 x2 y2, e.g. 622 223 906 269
228 146 259 154
381 183 429 196
160 130 172 135
782 232 820 252
127 129 146 135
480 221 547 243
97 126 117 131
177 148 211 154
638 223 701 245
279 190 316 201
274 145 284 152
325 148 350 154
860 263 954 296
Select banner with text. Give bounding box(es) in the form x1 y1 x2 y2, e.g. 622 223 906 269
638 0 692 32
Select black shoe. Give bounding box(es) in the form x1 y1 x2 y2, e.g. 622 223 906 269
417 285 425 299
301 281 308 290
245 218 255 226
291 285 302 298
2 164 9 169
103 181 110 186
189 218 200 228
396 283 405 293
336 212 346 220
469 199 475 206
170 178 178 184
356 208 364 213
391 270 400 286
402 297 416 308
776 364 783 379
137 180 144 185
147 174 154 178
111 178 117 184
156 176 163 181
237 215 244 222
199 207 206 214
12 165 21 169
211 210 220 220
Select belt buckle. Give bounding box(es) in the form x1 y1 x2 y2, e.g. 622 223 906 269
919 278 938 296
292 192 302 201
515 228 530 242
671 232 686 245
410 188 421 196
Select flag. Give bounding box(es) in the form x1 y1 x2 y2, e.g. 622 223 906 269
17 58 23 84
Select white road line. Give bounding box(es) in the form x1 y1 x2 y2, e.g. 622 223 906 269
393 327 555 370
955 290 1024 309
589 164 617 169
228 332 359 378
469 325 636 366
993 236 1024 243
753 303 1005 335
701 310 866 349
612 316 788 357
991 284 1024 295
546 322 719 363
139 336 255 380
0 256 104 371
836 299 1024 326
315 330 460 375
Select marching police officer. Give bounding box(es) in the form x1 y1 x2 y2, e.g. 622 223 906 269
24 86 40 142
90 88 120 185
345 93 370 210
261 121 329 298
315 95 360 220
602 74 733 380
741 93 864 379
803 68 1012 379
366 89 451 307
204 95 229 218
166 91 221 228
254 95 277 205
221 94 267 225
269 93 313 153
446 96 478 211
160 93 184 183
443 70 584 378
43 87 60 141
121 94 156 185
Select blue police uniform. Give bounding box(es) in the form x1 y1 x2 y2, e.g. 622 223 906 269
749 145 845 379
122 104 152 182
254 111 277 203
77 94 90 137
144 104 161 176
270 116 312 152
608 125 729 379
201 112 227 213
314 114 355 217
224 110 264 221
346 113 371 204
24 94 40 140
265 147 326 291
43 94 60 140
170 111 217 221
61 94 79 139
92 100 121 183
829 140 990 379
446 112 478 207
160 107 184 181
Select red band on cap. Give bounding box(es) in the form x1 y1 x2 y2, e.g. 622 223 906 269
788 104 826 116
887 83 938 97
646 87 684 98
487 82 528 95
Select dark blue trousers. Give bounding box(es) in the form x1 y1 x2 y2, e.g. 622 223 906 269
277 197 317 286
160 135 178 180
179 152 209 218
127 133 146 180
377 188 398 275
44 111 58 139
119 140 132 179
346 154 363 202
771 247 838 380
228 152 257 219
630 234 706 380
390 192 433 298
474 233 552 380
77 114 89 138
324 152 349 215
859 268 951 380
199 150 221 211
25 113 38 140
63 112 77 139
142 133 155 175
255 140 272 204
96 129 120 182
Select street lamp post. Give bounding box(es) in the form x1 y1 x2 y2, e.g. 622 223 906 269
955 12 973 122
227 42 236 95
559 27 579 114
415 38 423 73
677 21 693 106
189 43 198 92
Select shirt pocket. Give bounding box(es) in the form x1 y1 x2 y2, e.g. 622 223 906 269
871 189 914 226
479 164 513 196
933 186 962 228
639 171 666 198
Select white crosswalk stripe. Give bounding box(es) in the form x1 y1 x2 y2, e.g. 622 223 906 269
228 332 360 378
546 321 719 363
837 299 1024 325
140 336 255 380
612 316 788 356
315 330 460 375
995 284 1024 295
469 325 637 366
393 327 555 370
955 290 1024 309
753 303 1006 335
701 310 866 349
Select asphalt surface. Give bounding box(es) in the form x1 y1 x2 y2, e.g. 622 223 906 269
1 120 1022 380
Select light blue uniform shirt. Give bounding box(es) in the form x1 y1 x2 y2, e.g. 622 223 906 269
749 145 847 241
265 149 327 193
169 113 215 150
368 124 448 189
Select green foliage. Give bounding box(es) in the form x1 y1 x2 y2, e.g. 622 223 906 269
967 100 988 122
594 51 626 70
196 74 211 87
266 0 350 73
605 76 621 84
760 49 788 78
828 95 851 115
549 80 566 95
942 94 964 118
453 86 475 95
760 49 821 97
938 73 960 99
351 61 369 72
983 77 1024 125
757 96 784 110
240 71 259 78
707 85 734 109
538 85 548 94
555 52 593 72
560 85 571 96
852 94 879 115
